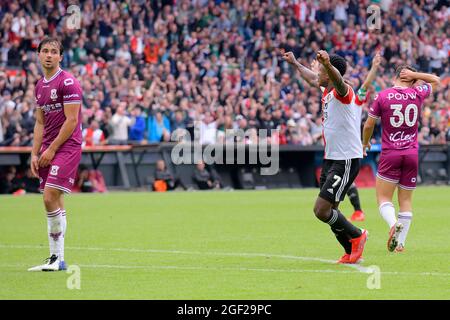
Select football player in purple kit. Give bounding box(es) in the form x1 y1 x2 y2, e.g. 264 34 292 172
28 37 83 271
362 65 440 253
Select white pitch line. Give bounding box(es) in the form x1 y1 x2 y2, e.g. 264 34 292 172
0 263 361 275
1 244 449 276
0 244 369 272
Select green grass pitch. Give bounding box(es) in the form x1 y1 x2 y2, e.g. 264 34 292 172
0 187 449 299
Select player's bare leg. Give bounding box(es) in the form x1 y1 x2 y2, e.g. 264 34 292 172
376 177 403 252
29 187 66 271
396 187 414 252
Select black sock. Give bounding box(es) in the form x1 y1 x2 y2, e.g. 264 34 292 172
347 185 362 211
326 209 362 238
331 227 352 254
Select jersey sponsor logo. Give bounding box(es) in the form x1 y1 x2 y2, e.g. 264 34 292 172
50 165 60 176
64 78 74 86
41 103 63 113
63 93 80 99
387 92 417 100
389 131 416 143
50 89 58 100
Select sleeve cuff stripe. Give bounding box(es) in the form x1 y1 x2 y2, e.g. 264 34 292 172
64 100 82 104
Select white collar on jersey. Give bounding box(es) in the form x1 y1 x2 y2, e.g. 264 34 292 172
43 68 62 83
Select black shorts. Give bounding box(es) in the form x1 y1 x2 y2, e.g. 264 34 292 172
319 158 360 204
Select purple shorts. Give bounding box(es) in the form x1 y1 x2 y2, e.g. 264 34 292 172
39 146 82 194
377 150 418 190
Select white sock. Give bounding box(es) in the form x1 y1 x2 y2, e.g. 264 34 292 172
60 210 67 261
397 212 412 246
47 208 63 258
379 202 397 228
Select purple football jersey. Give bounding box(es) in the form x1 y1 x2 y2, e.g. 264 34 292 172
368 83 432 152
35 68 83 150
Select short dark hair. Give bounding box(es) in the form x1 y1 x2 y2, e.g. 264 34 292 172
395 64 417 78
329 54 347 76
37 37 64 56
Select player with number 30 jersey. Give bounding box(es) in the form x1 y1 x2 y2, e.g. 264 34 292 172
363 65 440 253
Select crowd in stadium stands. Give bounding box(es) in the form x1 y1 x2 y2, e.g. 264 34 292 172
0 0 449 154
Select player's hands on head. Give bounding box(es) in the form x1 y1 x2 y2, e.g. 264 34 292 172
363 142 372 157
316 50 330 65
38 148 56 168
400 69 416 82
30 155 39 177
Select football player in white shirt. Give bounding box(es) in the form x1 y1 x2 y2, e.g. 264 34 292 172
282 49 368 264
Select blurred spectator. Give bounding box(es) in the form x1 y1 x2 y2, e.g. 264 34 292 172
148 110 171 143
0 166 19 194
12 167 40 193
82 119 106 147
109 103 134 144
193 161 222 190
75 165 96 193
128 106 146 143
152 159 186 191
74 164 107 193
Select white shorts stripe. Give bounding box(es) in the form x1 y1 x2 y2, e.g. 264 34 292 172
376 173 399 184
334 160 348 202
45 183 71 194
335 160 351 202
398 184 416 190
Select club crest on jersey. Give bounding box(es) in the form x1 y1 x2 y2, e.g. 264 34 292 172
50 165 60 176
50 89 58 100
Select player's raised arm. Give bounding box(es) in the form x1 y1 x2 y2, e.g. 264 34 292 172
31 107 44 177
400 69 441 92
317 50 348 97
281 50 319 88
361 52 382 91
